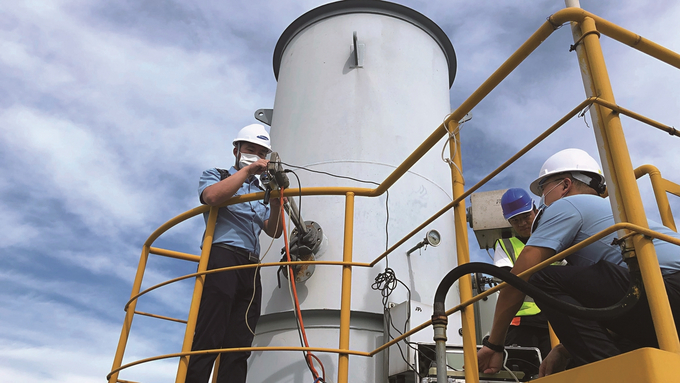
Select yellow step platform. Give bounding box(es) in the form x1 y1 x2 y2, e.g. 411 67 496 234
536 348 680 382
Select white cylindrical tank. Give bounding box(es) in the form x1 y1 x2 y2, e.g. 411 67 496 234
251 2 460 382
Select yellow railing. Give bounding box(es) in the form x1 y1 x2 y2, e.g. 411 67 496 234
632 165 680 232
109 7 680 383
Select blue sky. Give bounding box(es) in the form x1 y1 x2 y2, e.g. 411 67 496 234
1 1 679 382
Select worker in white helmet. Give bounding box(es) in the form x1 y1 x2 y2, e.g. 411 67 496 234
187 124 285 383
477 148 680 377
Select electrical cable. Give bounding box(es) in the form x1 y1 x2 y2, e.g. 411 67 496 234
280 190 325 382
245 206 281 335
506 358 540 370
283 169 303 219
284 202 322 382
441 119 465 179
578 103 592 129
277 162 434 378
502 349 521 383
280 162 382 186
282 200 308 354
433 262 643 321
282 196 320 380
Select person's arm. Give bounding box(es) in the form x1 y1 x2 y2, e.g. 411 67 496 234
201 159 269 206
477 245 556 374
263 196 284 238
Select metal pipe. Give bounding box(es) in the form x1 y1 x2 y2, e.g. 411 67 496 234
578 15 680 354
134 311 188 324
433 319 449 383
108 345 373 380
337 192 355 383
144 205 209 247
634 165 677 232
406 240 425 256
549 8 680 70
124 260 372 312
591 98 680 138
284 197 308 235
149 247 200 263
448 119 479 383
175 206 219 383
108 245 152 383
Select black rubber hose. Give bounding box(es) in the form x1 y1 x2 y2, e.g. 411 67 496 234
433 262 642 320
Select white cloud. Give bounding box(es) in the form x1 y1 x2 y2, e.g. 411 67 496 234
0 106 151 231
0 202 38 248
0 284 183 383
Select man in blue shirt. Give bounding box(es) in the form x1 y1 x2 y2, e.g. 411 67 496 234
477 148 680 377
187 124 284 383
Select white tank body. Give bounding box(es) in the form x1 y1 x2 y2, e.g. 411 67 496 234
251 2 461 382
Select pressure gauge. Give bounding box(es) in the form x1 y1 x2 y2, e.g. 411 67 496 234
426 230 441 247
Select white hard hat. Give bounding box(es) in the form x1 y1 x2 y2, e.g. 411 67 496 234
529 148 606 196
233 124 272 152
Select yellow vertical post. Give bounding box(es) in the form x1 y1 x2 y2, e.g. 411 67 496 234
576 17 680 354
447 120 479 382
548 323 560 349
337 192 355 383
645 166 677 232
109 245 152 383
176 206 220 383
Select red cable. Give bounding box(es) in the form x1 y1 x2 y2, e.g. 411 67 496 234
280 191 325 381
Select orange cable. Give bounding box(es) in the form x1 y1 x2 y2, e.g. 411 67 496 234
280 191 324 381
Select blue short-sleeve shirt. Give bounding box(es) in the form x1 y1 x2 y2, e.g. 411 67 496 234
198 167 270 254
527 194 680 275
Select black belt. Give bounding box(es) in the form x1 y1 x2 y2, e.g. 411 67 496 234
214 243 260 263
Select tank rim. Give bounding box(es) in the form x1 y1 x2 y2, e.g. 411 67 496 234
273 0 457 88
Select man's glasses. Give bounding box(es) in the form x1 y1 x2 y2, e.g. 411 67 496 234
538 177 565 194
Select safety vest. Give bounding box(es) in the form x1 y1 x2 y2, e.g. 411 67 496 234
497 238 542 317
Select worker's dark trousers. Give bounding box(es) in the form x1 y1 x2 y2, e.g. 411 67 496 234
530 260 680 367
186 246 261 383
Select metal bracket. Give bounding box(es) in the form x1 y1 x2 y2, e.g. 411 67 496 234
254 108 273 126
350 31 365 68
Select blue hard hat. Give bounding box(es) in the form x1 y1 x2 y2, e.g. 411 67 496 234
501 188 535 220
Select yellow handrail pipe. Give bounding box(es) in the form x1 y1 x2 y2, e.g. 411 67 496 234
634 165 678 232
175 207 219 383
337 192 355 383
577 15 680 354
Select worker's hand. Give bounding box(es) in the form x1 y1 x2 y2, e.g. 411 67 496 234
270 195 288 207
245 158 269 176
477 346 504 374
538 344 571 377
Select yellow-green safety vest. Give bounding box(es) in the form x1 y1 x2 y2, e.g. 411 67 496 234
497 237 542 317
